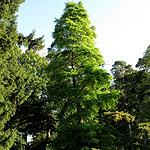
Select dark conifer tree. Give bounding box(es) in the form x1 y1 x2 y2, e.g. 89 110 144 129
0 0 32 149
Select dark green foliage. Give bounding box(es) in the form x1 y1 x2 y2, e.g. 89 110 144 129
2 0 150 149
110 58 150 149
0 1 52 149
0 0 32 149
9 34 55 149
50 123 115 150
10 50 49 148
18 31 45 51
103 111 136 149
136 46 150 72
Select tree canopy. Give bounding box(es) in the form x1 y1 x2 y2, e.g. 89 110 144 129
46 2 118 149
0 1 150 150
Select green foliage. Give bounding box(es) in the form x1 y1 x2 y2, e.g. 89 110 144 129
0 1 51 149
136 46 150 72
103 111 136 149
110 58 150 149
0 0 33 149
9 37 55 150
46 1 118 149
104 111 135 123
49 122 115 150
3 0 150 149
18 31 45 51
138 122 150 137
47 1 116 121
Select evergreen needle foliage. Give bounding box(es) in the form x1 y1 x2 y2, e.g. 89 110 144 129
1 1 150 150
0 0 30 149
46 2 118 149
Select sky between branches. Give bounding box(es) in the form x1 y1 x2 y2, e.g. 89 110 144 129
17 0 150 72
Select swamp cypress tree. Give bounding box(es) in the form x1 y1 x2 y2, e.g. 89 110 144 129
47 2 118 149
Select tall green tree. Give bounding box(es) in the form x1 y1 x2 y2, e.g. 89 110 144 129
47 2 118 150
9 49 52 150
135 47 150 149
111 61 135 113
8 28 54 149
111 61 133 89
101 61 136 149
0 1 55 149
111 59 150 149
0 0 34 149
136 46 150 72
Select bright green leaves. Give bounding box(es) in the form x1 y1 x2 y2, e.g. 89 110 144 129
48 0 117 120
47 1 118 149
0 0 25 20
104 111 135 123
51 2 96 52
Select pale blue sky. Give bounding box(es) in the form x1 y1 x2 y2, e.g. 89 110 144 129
17 0 150 71
17 0 122 46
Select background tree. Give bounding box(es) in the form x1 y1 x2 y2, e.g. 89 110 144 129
8 31 55 150
135 47 150 149
110 58 150 149
136 46 150 72
46 2 118 150
0 1 54 149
